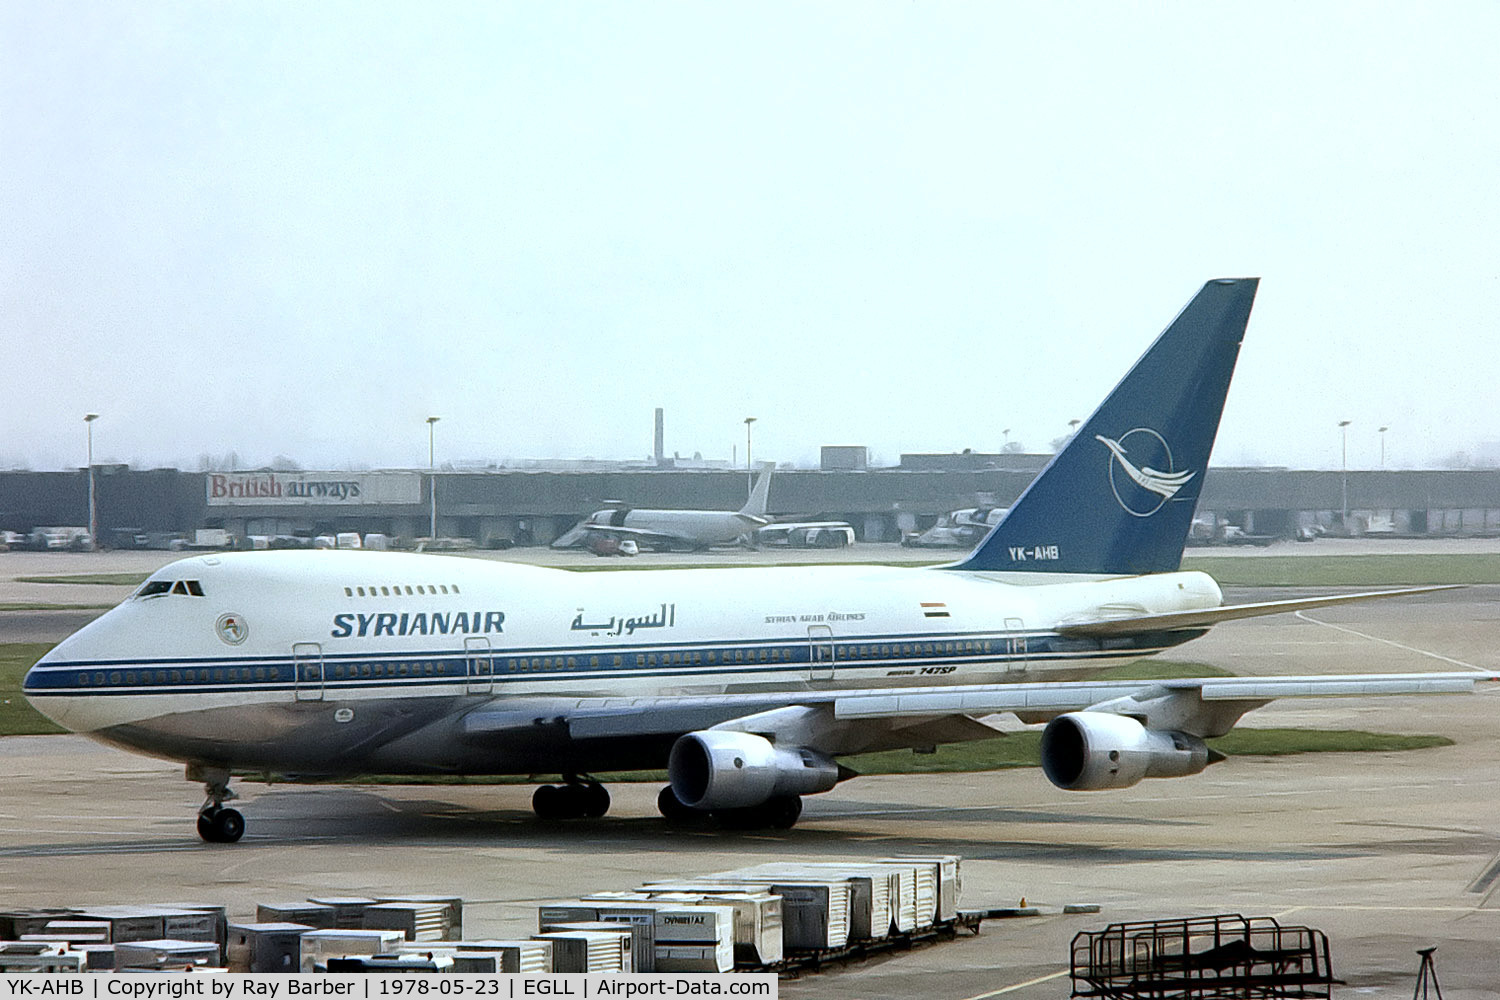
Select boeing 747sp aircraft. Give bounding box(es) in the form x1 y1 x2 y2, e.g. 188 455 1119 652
24 278 1491 843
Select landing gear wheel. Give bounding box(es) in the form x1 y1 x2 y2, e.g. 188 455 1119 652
533 784 565 820
581 782 610 818
764 794 803 830
196 806 245 843
657 785 696 824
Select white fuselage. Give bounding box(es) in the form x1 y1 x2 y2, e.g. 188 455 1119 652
24 550 1222 774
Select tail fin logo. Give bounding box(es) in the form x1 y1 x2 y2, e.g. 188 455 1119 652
1097 430 1196 517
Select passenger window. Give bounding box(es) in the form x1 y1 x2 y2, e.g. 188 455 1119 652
452 585 460 594
404 586 413 595
344 587 353 597
77 673 88 686
647 654 657 667
112 672 123 684
357 587 366 596
440 585 449 595
613 655 623 667
707 652 717 664
416 586 426 594
635 654 645 667
94 672 105 685
590 656 599 668
169 671 181 683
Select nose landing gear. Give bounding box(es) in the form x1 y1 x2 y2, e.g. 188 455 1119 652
189 763 245 843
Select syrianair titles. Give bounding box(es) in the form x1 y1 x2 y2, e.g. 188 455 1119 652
24 278 1494 844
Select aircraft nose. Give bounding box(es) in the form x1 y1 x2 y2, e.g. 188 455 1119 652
21 645 75 729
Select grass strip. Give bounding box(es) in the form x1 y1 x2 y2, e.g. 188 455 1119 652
1181 553 1500 586
13 573 150 586
0 643 66 735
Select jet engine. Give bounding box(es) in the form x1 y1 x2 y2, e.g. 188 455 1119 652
668 730 840 810
1040 711 1215 791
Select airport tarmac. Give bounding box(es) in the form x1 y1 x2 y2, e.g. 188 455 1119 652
2 559 1500 995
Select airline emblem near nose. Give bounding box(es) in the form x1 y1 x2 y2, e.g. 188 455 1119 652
1097 430 1196 517
216 613 249 645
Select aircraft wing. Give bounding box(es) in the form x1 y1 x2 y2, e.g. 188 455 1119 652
461 669 1495 744
1054 585 1461 639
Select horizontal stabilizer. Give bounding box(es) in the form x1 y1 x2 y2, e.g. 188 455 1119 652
1054 585 1463 639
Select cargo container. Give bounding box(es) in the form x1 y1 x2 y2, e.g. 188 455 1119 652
533 930 629 973
115 939 221 970
306 897 378 929
225 923 311 973
881 856 961 922
375 895 463 940
545 922 652 975
454 940 551 974
73 906 167 943
732 864 890 942
299 928 405 972
537 904 655 973
74 944 116 971
361 902 452 942
701 874 851 951
256 903 337 929
610 890 782 967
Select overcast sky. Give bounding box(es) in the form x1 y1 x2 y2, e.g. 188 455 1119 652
4 3 1497 474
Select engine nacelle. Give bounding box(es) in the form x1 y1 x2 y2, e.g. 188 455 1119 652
1040 712 1211 791
668 730 841 810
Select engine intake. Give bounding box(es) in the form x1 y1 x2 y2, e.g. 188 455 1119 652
1041 711 1213 791
668 730 840 810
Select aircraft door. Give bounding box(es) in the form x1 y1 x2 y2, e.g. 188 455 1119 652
1004 618 1028 673
465 636 494 695
293 642 324 701
808 624 835 683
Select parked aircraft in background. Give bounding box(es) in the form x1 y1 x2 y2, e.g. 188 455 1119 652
901 506 1008 548
552 468 773 552
25 278 1492 844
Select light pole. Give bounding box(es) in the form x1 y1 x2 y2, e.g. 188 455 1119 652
426 416 440 540
1002 428 1011 450
743 417 757 501
1379 425 1388 468
84 413 99 549
1338 420 1351 525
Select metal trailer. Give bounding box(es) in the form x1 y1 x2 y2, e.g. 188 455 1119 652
256 903 337 929
592 889 784 968
299 928 406 973
881 856 961 922
874 860 936 927
560 902 738 973
0 943 84 973
115 939 221 970
375 895 464 940
361 902 453 942
533 930 630 973
160 905 229 961
306 897 379 929
1070 913 1339 1000
225 922 312 973
733 864 893 942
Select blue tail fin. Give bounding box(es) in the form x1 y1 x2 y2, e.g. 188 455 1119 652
952 278 1259 575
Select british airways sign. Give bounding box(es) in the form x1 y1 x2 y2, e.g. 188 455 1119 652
206 472 422 506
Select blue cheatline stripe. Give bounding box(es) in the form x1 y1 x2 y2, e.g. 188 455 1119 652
23 641 1169 698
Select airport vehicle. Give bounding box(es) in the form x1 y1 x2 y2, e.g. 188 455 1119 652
901 507 1007 548
551 469 773 551
23 278 1491 844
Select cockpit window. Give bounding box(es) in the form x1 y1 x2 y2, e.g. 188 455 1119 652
137 579 205 599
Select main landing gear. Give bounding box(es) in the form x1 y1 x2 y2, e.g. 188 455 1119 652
532 775 610 820
189 763 245 843
657 786 803 830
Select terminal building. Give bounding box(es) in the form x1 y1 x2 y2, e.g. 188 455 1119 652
3 448 1500 548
